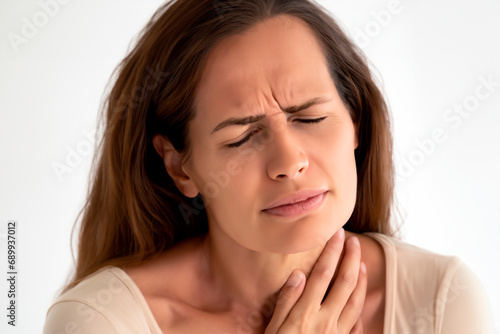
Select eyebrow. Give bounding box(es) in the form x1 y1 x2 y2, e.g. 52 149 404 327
211 97 331 134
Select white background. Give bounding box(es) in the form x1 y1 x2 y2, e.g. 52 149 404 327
0 0 499 333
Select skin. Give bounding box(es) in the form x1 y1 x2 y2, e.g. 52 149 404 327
126 15 385 333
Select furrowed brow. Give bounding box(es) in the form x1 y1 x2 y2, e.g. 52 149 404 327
211 114 266 134
211 97 331 134
281 97 331 114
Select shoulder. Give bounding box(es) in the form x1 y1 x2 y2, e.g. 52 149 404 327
366 233 495 333
365 233 461 283
121 237 208 327
43 266 157 334
123 236 206 301
366 232 468 281
433 258 495 333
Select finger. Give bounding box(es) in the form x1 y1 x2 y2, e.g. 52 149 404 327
293 228 345 311
321 236 361 315
339 261 367 333
264 270 305 334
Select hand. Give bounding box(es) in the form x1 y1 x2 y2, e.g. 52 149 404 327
265 229 367 333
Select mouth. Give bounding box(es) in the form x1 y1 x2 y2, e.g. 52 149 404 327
262 190 328 217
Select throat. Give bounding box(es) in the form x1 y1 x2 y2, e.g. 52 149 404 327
201 232 324 311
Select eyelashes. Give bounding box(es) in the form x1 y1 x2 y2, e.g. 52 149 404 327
294 117 327 124
226 117 327 148
226 129 261 148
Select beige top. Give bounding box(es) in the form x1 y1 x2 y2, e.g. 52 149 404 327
43 233 495 333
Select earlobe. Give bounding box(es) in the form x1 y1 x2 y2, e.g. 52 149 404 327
354 122 360 149
152 135 199 198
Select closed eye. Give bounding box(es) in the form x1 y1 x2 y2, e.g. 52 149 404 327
226 117 326 148
226 129 261 148
294 117 327 124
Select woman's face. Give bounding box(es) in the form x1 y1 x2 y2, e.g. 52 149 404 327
181 15 358 253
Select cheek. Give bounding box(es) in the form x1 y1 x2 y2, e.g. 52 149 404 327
315 125 358 204
188 145 262 212
315 123 357 173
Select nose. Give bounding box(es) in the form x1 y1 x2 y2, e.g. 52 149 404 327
266 129 309 181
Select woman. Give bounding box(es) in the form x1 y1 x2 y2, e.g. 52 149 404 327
43 0 494 333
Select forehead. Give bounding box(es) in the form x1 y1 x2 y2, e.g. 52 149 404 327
194 15 335 121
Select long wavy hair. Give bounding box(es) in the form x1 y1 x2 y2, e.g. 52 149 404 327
64 0 395 292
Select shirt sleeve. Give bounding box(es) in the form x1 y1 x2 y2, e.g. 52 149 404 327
437 261 496 334
43 301 119 334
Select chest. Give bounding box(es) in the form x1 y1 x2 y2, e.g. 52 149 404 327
151 299 268 334
149 296 384 334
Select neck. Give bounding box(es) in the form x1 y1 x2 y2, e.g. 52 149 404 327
200 225 385 319
201 224 325 313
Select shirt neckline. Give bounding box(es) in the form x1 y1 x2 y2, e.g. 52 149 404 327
107 266 164 334
106 232 396 334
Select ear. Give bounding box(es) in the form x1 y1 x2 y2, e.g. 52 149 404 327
353 121 359 149
153 134 199 198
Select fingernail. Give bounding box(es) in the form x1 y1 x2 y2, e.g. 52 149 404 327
352 236 360 248
338 228 345 239
287 271 303 287
360 262 367 274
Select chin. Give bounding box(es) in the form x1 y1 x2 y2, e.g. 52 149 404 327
295 205 355 251
257 214 344 254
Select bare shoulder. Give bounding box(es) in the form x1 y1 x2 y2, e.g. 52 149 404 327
122 235 206 295
121 236 208 329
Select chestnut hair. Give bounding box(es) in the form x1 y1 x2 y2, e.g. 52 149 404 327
65 0 395 292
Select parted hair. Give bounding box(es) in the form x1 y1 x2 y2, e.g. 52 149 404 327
64 0 395 292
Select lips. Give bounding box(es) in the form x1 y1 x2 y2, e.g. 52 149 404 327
262 190 328 217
